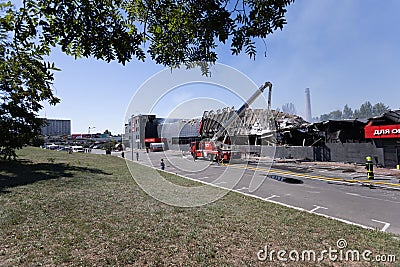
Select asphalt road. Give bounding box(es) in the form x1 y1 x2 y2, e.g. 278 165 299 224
123 149 400 235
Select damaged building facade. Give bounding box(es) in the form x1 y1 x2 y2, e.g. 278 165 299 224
124 109 400 168
199 108 400 168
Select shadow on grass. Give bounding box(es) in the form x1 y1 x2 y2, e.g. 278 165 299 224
0 160 111 193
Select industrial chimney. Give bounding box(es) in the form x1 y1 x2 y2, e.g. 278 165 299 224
305 88 312 122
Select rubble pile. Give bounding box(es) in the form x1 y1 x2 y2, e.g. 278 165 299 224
271 110 310 130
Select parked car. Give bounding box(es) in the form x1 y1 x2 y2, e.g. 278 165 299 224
45 144 59 150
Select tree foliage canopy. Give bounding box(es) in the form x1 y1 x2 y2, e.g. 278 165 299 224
281 102 296 115
1 1 59 159
318 102 390 122
1 0 294 158
14 0 295 67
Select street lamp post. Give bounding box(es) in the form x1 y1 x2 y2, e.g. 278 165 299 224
88 126 96 139
88 126 96 152
131 118 136 161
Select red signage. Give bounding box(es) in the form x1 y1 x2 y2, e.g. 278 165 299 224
72 134 88 139
144 138 166 143
364 123 400 139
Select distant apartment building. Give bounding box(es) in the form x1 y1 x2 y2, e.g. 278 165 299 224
41 119 71 136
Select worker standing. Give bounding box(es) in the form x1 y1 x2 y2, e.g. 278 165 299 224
216 148 222 166
190 145 196 161
160 159 165 170
366 156 374 180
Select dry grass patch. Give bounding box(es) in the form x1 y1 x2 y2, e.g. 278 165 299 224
0 147 398 266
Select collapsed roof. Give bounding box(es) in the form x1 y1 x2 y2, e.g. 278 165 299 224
272 110 309 130
368 110 400 125
200 108 309 138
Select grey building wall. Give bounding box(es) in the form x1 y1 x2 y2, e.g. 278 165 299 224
259 146 314 160
258 143 383 165
158 119 199 139
159 119 201 150
243 143 384 165
382 146 399 168
325 143 384 165
372 139 400 168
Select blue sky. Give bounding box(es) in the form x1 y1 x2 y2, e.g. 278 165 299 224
38 0 400 134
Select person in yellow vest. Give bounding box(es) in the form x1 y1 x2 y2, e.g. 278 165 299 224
366 156 374 180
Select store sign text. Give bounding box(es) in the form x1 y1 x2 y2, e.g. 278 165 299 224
365 124 400 139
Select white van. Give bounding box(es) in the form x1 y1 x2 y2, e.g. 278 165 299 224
149 143 164 152
71 146 84 153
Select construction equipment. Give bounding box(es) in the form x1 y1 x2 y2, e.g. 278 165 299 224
190 82 272 162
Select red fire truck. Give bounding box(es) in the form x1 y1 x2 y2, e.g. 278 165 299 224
190 140 230 162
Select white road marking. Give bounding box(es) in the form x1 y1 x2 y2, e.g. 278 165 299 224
345 192 400 204
213 181 227 185
310 205 328 213
372 219 391 232
306 191 320 194
237 187 249 191
346 192 360 196
265 195 279 200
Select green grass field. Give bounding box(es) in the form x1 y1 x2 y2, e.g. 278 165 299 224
0 147 399 266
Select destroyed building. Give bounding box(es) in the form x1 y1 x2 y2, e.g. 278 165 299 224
124 108 400 168
199 107 400 167
200 108 314 146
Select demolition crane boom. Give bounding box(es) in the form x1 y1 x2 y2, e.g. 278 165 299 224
211 81 272 142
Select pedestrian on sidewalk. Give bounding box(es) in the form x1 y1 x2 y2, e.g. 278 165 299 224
160 159 165 170
136 151 139 161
